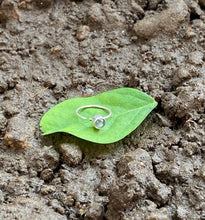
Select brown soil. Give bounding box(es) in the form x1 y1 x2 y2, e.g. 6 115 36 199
0 0 205 219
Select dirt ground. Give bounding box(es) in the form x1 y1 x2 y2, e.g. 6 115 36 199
0 0 205 219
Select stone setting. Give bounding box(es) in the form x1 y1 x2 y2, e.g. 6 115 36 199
90 115 105 129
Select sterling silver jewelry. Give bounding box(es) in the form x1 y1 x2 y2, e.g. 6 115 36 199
75 105 112 129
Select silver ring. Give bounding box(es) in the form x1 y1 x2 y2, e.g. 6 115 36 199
75 105 112 129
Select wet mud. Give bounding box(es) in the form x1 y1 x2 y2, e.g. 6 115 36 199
0 0 205 219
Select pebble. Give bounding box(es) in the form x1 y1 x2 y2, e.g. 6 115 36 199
152 152 163 164
147 207 170 220
29 147 59 173
41 185 56 195
65 195 74 207
85 203 104 220
188 51 204 65
82 88 94 97
42 149 59 170
18 161 28 175
117 148 153 176
99 169 116 195
59 143 82 167
76 25 90 41
43 77 56 89
156 159 194 182
176 206 189 219
4 115 35 148
87 3 125 30
40 168 54 181
49 199 65 215
133 0 188 38
172 66 191 86
59 169 75 183
78 54 90 67
196 164 205 180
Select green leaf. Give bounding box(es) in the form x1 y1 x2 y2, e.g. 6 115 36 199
40 88 157 144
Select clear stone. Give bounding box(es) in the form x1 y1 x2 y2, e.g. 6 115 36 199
95 118 105 129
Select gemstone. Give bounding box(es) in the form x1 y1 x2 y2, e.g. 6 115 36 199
94 117 105 129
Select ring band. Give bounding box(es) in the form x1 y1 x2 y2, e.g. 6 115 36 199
75 105 112 129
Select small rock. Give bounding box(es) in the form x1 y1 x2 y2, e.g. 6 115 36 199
82 88 94 97
117 148 153 176
18 1 27 9
100 159 115 170
87 3 125 30
176 206 189 219
49 199 65 215
51 177 61 186
147 207 170 220
71 72 86 86
87 3 106 29
152 151 164 164
42 149 59 170
85 203 104 220
130 1 144 16
41 185 56 195
18 161 28 175
147 178 171 205
29 170 37 178
43 77 56 89
99 169 116 195
140 44 150 53
64 195 74 207
4 115 36 148
196 164 205 180
50 45 62 55
162 78 205 120
59 143 82 167
1 100 20 117
155 159 194 182
59 169 75 183
172 66 191 86
188 51 204 65
29 147 59 173
40 168 54 181
133 0 188 38
76 25 90 41
78 54 90 67
179 161 194 181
